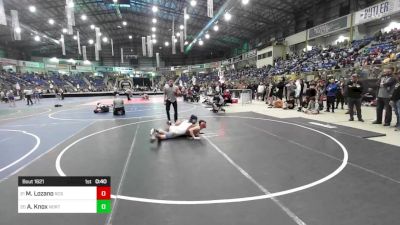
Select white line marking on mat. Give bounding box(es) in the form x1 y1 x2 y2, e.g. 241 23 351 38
204 136 307 225
0 129 40 173
245 123 400 184
105 125 140 225
56 115 349 205
0 121 95 183
308 122 337 129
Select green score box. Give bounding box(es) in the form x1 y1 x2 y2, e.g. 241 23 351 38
97 200 111 214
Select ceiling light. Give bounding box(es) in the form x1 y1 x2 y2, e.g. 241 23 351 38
68 58 76 64
129 35 132 39
213 25 219 31
48 19 55 25
34 35 40 42
67 1 74 8
83 60 91 65
99 32 102 36
184 14 190 20
73 35 77 40
190 0 197 6
151 27 156 32
152 6 158 12
152 34 156 38
122 21 127 26
50 57 59 62
176 32 180 37
90 24 95 30
15 27 21 34
242 0 249 4
88 39 94 45
179 25 184 30
81 14 87 20
184 41 188 45
54 40 60 44
29 6 36 13
165 41 169 46
113 0 118 3
205 34 210 39
152 39 157 44
199 40 204 46
62 28 68 33
224 12 232 21
102 37 108 42
174 39 177 43
152 18 157 24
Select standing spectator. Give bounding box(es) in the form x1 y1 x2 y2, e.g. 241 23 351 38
325 78 338 113
275 78 285 100
373 67 397 126
347 74 364 122
257 82 265 101
164 80 180 124
7 90 16 107
336 78 345 109
390 72 400 131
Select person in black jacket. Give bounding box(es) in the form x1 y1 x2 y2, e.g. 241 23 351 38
347 74 364 122
390 72 400 130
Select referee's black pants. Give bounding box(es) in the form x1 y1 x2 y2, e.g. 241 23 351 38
166 100 178 122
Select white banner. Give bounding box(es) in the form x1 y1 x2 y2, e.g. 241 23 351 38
95 27 101 51
147 36 152 57
77 31 81 55
156 52 160 68
142 37 147 56
11 10 21 41
354 0 399 25
0 0 6 25
95 43 99 61
111 39 114 56
207 0 213 18
82 46 87 61
184 7 187 40
172 35 176 55
61 34 66 55
180 30 184 53
65 0 74 35
121 48 124 63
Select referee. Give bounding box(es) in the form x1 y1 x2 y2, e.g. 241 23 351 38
164 80 181 124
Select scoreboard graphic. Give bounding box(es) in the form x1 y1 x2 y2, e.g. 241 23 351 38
18 176 111 214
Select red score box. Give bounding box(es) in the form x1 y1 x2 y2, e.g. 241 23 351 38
97 186 111 200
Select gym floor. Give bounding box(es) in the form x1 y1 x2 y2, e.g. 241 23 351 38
0 96 399 225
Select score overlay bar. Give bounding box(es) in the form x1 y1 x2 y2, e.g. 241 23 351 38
18 177 111 214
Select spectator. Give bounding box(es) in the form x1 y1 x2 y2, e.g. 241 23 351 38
336 78 345 109
390 72 400 131
373 67 397 126
347 74 364 122
325 78 338 113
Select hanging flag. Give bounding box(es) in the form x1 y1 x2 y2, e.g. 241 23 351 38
111 39 114 56
184 7 187 40
0 0 7 25
66 0 74 35
95 43 99 61
61 34 66 55
156 53 160 68
121 48 124 63
142 37 147 57
180 30 184 53
95 27 101 51
207 0 213 18
172 35 176 55
10 10 21 41
82 46 87 61
172 17 175 36
77 31 81 55
147 36 152 57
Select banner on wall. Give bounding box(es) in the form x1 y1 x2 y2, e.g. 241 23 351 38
354 0 400 25
19 61 44 68
308 15 350 39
